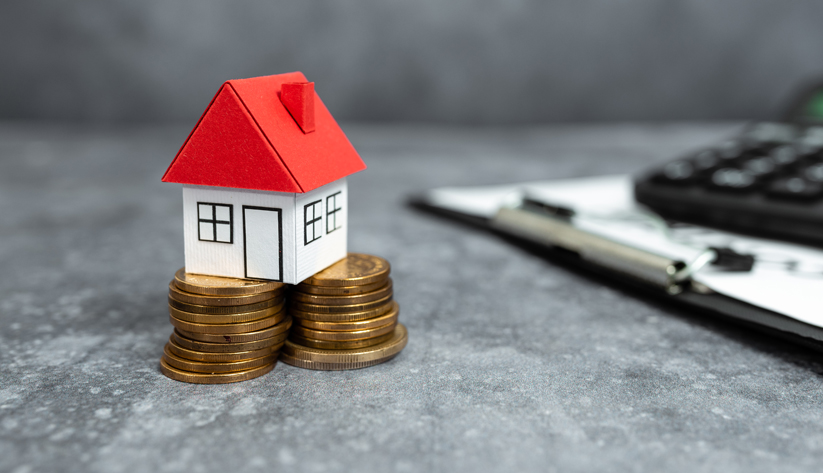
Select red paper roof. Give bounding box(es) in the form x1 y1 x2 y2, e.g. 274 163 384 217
161 72 366 193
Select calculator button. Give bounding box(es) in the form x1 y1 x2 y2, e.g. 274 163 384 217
800 126 823 149
711 168 756 189
742 156 776 176
796 143 823 158
692 150 719 170
660 161 695 182
717 141 744 160
803 163 823 182
766 178 823 200
769 145 799 165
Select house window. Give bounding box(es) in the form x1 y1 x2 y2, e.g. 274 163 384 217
198 203 233 244
304 200 323 245
326 192 342 234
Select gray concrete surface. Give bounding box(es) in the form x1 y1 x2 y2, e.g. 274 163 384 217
2 122 823 473
3 1 823 123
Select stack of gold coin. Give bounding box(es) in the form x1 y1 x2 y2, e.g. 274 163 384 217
281 253 408 370
160 268 291 384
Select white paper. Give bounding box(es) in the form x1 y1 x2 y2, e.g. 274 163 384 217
425 175 823 328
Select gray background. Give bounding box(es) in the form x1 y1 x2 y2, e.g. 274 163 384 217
4 3 823 471
5 122 823 473
2 0 823 124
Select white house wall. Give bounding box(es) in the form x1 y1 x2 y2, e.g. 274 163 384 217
182 185 297 282
182 180 348 284
294 179 348 283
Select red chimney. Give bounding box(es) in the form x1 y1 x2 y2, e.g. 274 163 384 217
280 82 315 134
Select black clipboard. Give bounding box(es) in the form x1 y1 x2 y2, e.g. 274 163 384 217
410 193 823 353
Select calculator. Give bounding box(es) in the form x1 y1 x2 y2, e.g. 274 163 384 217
634 82 823 245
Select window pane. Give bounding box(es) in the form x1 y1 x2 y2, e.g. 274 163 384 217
331 193 341 210
314 220 322 236
198 204 213 220
216 223 231 243
215 205 231 222
199 222 214 241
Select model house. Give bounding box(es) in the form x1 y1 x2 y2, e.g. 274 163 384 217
161 72 366 284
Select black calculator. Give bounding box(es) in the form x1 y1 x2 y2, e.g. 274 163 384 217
634 83 823 245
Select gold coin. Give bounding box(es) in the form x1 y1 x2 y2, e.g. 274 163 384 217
175 317 292 343
291 280 393 305
280 324 407 371
302 253 390 287
279 353 401 371
169 282 280 307
289 301 394 322
291 293 392 314
168 295 280 314
169 302 284 324
166 335 284 362
174 268 285 296
163 344 277 373
169 311 285 334
295 279 388 296
172 330 288 353
289 332 394 350
294 302 399 331
160 358 274 384
291 321 396 341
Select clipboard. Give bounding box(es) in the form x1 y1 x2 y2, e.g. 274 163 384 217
411 175 823 352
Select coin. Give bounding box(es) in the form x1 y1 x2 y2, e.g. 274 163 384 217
174 268 285 296
172 330 288 353
291 280 393 305
279 352 402 371
169 282 280 307
291 293 392 314
169 311 285 334
301 253 390 287
168 296 280 315
279 324 407 370
166 336 284 362
295 279 387 296
289 332 394 350
294 301 399 331
175 317 292 343
169 302 284 324
163 344 277 373
289 301 394 322
291 321 396 341
160 358 275 384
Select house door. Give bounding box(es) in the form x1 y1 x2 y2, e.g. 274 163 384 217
242 206 282 281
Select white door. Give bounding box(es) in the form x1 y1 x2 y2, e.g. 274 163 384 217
242 206 282 281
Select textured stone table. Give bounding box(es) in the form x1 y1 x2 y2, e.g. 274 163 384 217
2 122 823 473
